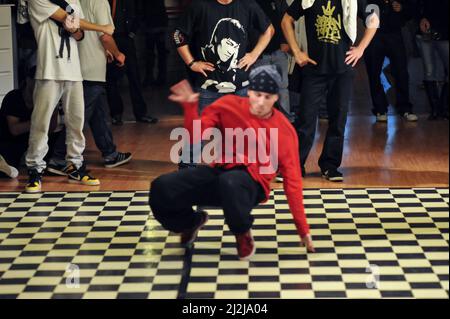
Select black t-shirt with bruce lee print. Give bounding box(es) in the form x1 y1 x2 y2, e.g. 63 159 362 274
174 0 271 94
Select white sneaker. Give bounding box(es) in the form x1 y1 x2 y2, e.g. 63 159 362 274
376 113 388 122
403 112 418 122
0 155 19 179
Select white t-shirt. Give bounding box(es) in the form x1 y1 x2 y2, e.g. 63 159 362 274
79 0 114 82
28 0 84 82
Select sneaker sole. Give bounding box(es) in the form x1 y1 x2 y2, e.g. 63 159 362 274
104 155 133 168
68 179 101 186
322 175 344 183
25 185 42 193
25 189 42 194
47 167 68 176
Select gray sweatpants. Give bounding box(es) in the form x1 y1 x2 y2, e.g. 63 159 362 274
26 80 85 173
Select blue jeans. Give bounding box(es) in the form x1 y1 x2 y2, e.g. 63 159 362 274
416 36 449 82
198 87 248 113
51 82 118 165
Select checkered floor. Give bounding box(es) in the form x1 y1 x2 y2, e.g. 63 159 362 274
0 188 448 299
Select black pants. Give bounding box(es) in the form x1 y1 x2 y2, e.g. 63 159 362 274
144 30 167 82
295 68 354 172
106 35 148 119
0 135 28 170
364 32 412 115
0 132 60 176
149 166 265 235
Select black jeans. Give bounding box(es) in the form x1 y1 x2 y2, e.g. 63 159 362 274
295 68 354 172
144 29 167 82
106 35 148 119
0 135 28 169
0 132 60 176
149 166 265 235
364 32 412 115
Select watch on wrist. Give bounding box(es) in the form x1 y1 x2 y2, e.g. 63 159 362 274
188 60 197 68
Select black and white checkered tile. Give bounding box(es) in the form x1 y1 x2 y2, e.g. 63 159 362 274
0 188 448 299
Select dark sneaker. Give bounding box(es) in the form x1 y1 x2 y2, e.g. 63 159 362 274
0 155 18 179
104 152 132 168
65 163 100 186
181 211 209 247
322 168 344 182
25 169 42 193
112 116 123 126
46 162 69 176
136 116 159 124
235 230 256 260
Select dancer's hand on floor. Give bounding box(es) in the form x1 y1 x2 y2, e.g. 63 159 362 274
301 234 315 253
169 80 200 104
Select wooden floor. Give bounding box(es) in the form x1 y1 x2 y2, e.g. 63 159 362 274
0 113 448 192
0 56 449 192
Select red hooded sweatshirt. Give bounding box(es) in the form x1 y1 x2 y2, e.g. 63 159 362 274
181 95 310 238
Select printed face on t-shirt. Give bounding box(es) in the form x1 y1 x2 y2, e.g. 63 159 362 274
202 18 246 74
217 37 240 63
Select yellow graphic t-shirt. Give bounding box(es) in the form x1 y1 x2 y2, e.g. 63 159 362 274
315 0 342 44
287 0 358 74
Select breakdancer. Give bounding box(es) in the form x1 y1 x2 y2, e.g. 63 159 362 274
149 65 314 260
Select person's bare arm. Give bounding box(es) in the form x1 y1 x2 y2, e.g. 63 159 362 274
345 24 377 67
50 8 114 35
6 116 30 136
177 45 215 77
281 13 317 67
71 29 84 41
100 34 125 67
238 24 275 71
